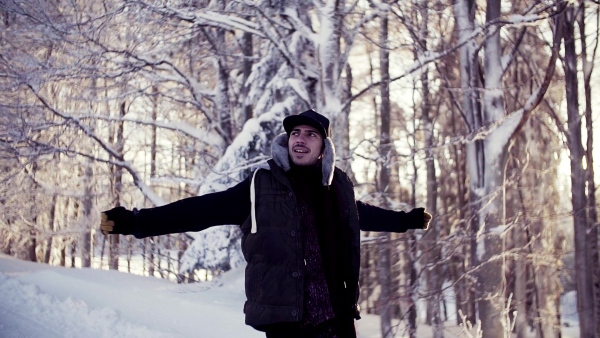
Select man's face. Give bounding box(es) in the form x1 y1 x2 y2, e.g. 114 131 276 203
288 125 324 166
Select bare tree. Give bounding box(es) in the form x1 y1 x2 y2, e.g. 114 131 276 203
554 3 599 336
577 2 600 334
376 4 394 337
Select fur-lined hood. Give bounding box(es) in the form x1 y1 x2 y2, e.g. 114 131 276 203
249 132 336 234
270 132 336 186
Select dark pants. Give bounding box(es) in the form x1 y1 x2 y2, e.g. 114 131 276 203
264 317 356 338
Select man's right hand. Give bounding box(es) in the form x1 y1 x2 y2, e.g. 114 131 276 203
100 213 115 235
100 206 136 235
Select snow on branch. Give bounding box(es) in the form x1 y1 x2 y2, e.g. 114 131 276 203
82 115 224 150
126 0 265 37
27 85 166 206
286 78 310 104
282 7 318 42
344 3 560 112
96 47 217 103
180 97 298 275
198 96 297 195
343 24 483 110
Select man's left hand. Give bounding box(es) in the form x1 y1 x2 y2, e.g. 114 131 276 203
423 211 432 230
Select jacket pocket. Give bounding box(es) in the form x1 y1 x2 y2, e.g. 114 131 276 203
245 254 265 302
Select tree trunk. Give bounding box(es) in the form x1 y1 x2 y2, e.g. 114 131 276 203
316 0 353 175
477 2 510 336
80 157 93 268
476 156 508 338
156 236 164 278
60 198 69 267
456 0 517 335
454 2 483 329
377 10 393 336
44 194 58 264
577 3 600 334
513 187 529 338
27 163 39 262
407 232 418 338
377 236 392 338
215 29 232 142
147 237 155 277
144 87 160 277
109 101 126 271
241 20 253 123
27 227 37 262
417 1 443 336
564 6 594 337
446 104 476 325
359 233 374 314
70 241 76 268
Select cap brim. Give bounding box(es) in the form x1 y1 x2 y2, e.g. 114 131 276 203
283 115 327 138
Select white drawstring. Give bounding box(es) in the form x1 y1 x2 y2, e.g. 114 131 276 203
250 169 260 234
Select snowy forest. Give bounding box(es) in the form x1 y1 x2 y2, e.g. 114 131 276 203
0 0 599 337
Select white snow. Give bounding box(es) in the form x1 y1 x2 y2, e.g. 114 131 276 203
0 254 581 338
0 254 257 338
505 14 541 25
286 78 310 103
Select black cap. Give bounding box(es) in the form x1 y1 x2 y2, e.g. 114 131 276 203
283 109 331 138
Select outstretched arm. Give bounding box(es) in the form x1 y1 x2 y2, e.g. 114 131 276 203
356 201 431 233
101 176 251 238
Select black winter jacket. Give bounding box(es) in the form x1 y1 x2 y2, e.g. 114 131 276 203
241 160 363 328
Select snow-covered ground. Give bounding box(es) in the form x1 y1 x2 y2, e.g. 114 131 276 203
0 254 580 338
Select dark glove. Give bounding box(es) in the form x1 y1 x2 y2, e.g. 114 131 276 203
408 207 433 230
423 210 432 230
100 206 137 235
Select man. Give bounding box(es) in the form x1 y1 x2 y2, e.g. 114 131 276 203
101 109 432 337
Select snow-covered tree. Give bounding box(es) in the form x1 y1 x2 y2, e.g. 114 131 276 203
453 1 564 336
